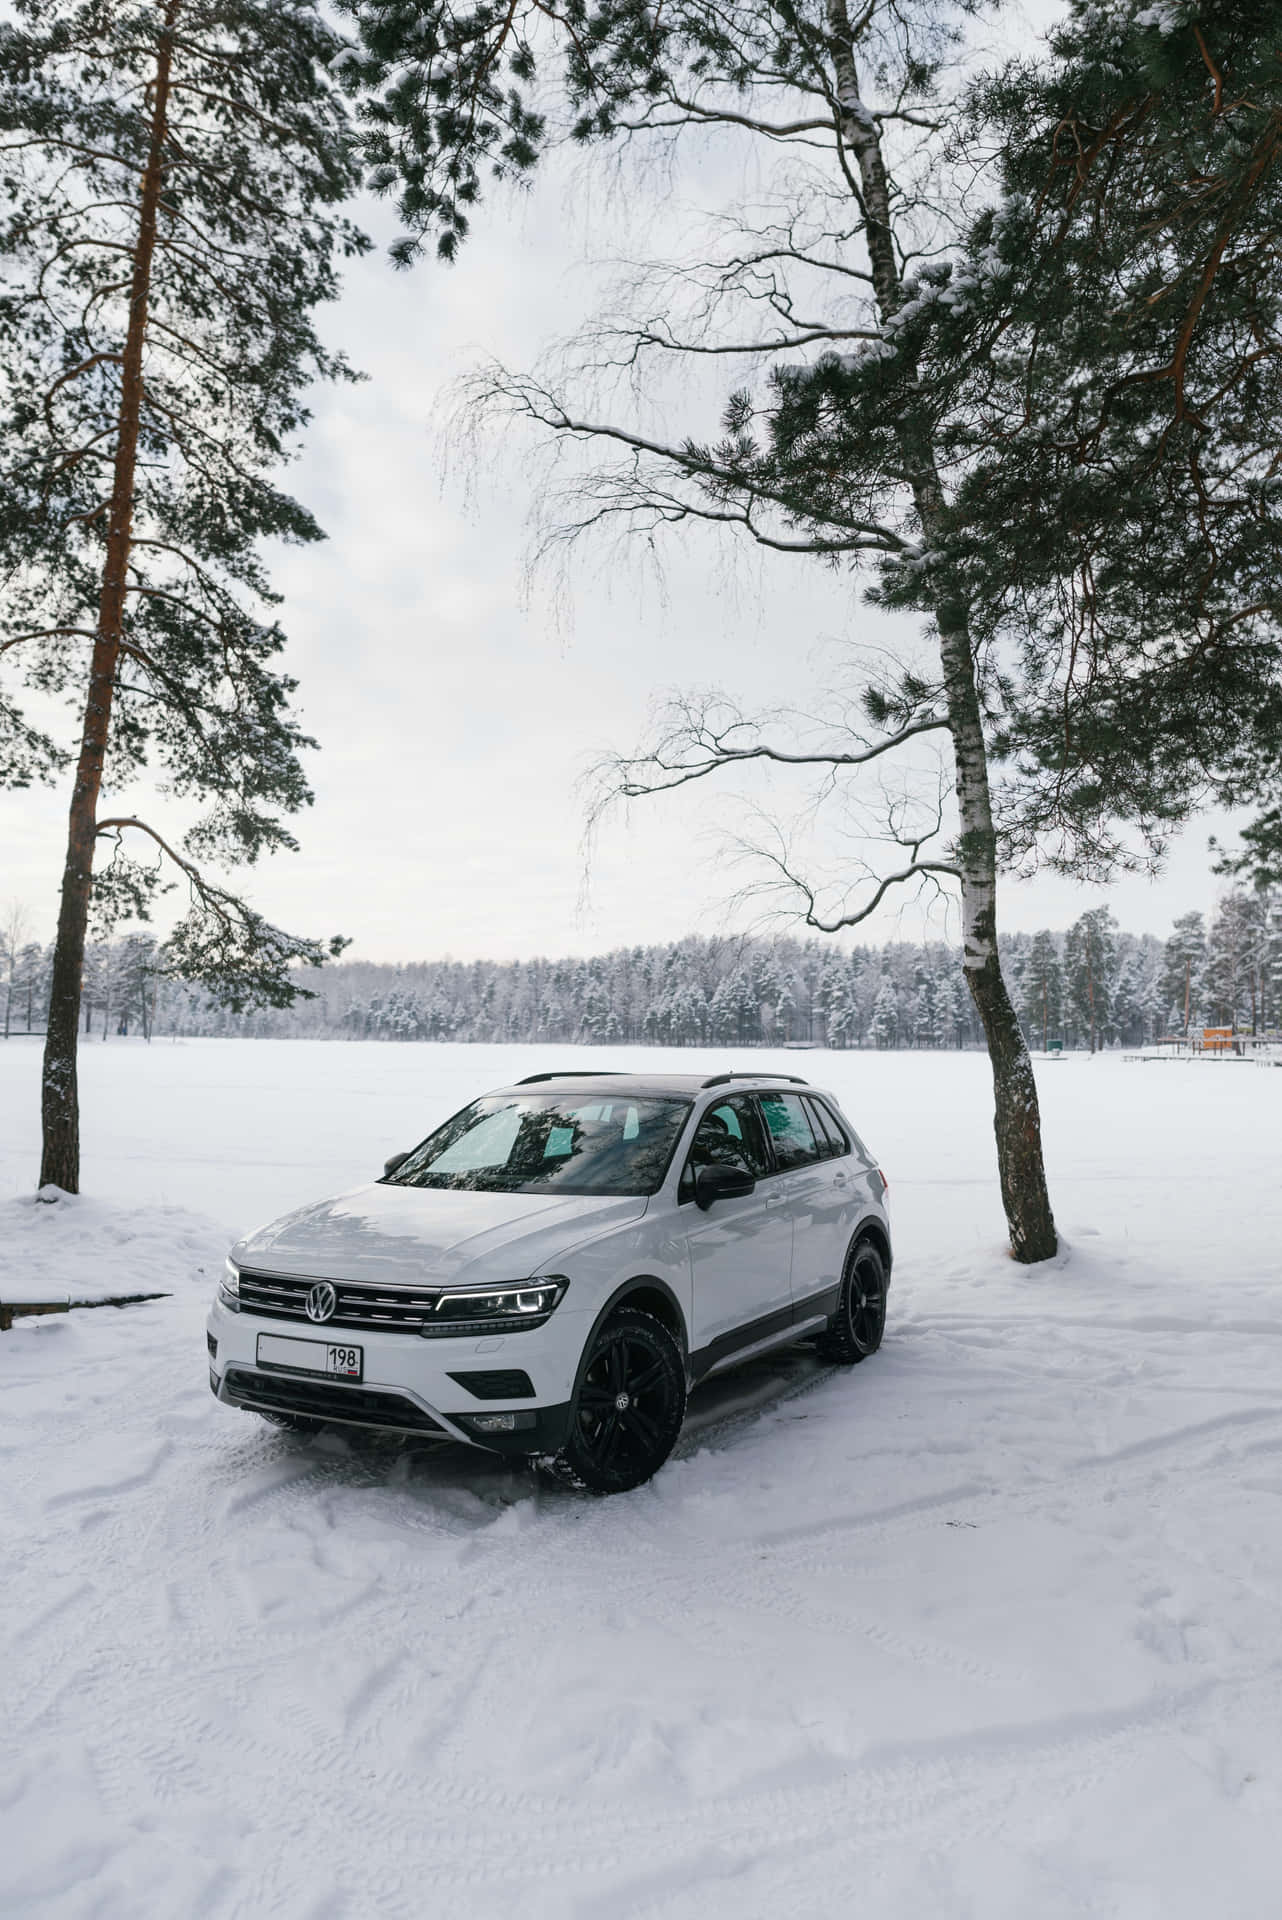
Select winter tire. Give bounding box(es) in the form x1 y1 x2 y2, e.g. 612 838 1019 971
555 1307 687 1494
818 1239 887 1365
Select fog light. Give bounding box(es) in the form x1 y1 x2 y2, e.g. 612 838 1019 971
207 1333 218 1360
460 1410 538 1436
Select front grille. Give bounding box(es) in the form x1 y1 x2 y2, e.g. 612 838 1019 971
446 1369 536 1401
222 1367 446 1434
237 1269 440 1333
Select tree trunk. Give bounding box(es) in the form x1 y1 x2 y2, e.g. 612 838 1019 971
937 608 1058 1261
38 12 177 1192
829 0 1057 1260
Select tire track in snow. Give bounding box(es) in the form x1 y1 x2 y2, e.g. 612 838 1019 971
8 1270 1282 1920
1069 1404 1282 1470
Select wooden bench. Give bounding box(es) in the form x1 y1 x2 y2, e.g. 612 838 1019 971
0 1292 169 1332
0 1299 70 1332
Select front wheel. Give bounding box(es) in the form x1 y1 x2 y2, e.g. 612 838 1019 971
817 1240 887 1365
556 1307 687 1494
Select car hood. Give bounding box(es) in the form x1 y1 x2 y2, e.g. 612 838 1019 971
231 1182 649 1288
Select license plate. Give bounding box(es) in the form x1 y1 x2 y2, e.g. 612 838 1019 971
256 1333 363 1381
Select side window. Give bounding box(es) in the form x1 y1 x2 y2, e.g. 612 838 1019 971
678 1097 770 1202
756 1093 821 1173
805 1096 850 1159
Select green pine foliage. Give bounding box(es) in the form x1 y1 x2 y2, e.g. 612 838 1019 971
338 0 972 261
869 0 1282 873
0 0 367 1006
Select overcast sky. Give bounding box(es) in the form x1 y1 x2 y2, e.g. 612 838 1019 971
6 0 1244 964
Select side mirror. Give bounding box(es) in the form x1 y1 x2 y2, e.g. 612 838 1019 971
383 1151 410 1179
694 1162 755 1211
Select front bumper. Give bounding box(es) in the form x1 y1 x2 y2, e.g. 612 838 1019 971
206 1296 581 1455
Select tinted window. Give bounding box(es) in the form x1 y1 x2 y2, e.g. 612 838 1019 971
678 1096 771 1203
757 1093 822 1172
805 1096 850 1158
386 1094 691 1197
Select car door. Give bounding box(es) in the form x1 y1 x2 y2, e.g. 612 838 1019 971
753 1092 850 1323
679 1095 792 1361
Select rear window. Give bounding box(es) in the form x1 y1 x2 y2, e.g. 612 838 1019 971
804 1096 850 1158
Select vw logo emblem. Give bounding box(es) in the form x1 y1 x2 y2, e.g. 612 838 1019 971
305 1281 337 1324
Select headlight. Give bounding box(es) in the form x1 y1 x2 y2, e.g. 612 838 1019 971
220 1258 241 1309
421 1276 568 1337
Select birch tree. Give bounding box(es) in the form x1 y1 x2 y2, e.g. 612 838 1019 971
349 0 1063 1258
348 0 1282 1261
0 0 365 1191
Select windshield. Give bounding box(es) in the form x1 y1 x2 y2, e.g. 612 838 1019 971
384 1093 693 1197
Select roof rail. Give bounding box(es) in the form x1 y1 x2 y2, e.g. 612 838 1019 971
516 1071 626 1085
700 1070 809 1089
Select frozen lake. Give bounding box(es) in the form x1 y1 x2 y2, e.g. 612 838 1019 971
2 1038 1280 1917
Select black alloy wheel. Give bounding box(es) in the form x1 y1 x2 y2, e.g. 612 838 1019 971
818 1240 887 1365
557 1307 686 1493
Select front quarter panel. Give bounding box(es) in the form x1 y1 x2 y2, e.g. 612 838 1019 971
549 1202 694 1347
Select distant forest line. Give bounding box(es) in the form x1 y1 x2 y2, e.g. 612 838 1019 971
4 887 1279 1051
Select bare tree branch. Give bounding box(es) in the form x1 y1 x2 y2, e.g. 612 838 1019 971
606 710 950 795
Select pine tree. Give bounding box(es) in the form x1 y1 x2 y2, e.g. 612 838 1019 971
822 960 852 1049
948 4 1282 859
1021 932 1063 1053
932 967 959 1050
869 977 898 1050
1 901 29 1040
0 0 363 1190
1205 891 1272 1032
18 941 45 1033
774 975 796 1046
1064 910 1118 1055
1110 956 1144 1048
1159 913 1207 1036
114 932 157 1038
1265 890 1282 1031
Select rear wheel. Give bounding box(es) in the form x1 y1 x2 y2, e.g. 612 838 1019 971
818 1240 887 1365
556 1307 686 1493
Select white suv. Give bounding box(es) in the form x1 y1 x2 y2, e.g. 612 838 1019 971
207 1070 891 1492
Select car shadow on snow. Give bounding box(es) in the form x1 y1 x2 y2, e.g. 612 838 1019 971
241 1340 837 1508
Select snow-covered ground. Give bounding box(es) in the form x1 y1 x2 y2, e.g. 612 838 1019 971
2 1037 1280 1919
